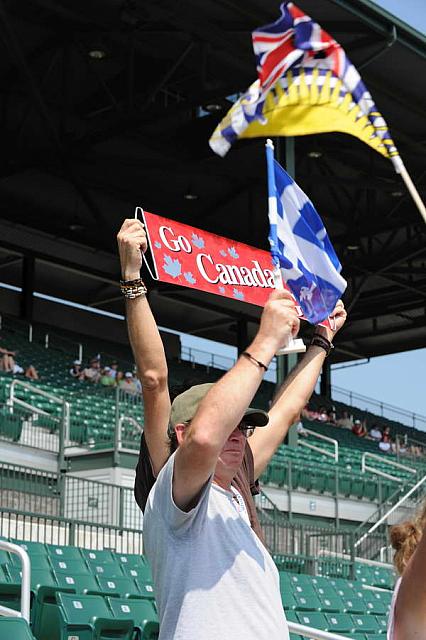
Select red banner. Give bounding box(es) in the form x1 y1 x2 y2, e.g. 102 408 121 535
141 209 310 314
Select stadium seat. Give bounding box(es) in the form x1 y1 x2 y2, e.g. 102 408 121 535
116 553 146 569
56 592 134 640
296 611 328 629
107 596 159 639
86 558 123 577
81 549 115 564
10 540 47 556
53 572 100 594
49 557 90 575
316 592 344 613
94 576 141 598
281 590 297 611
324 613 354 634
340 593 366 614
351 614 381 633
0 617 36 640
294 591 321 611
46 544 83 561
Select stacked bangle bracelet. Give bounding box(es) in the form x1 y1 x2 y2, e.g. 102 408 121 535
120 278 147 299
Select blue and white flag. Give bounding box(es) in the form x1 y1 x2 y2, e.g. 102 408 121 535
266 141 346 324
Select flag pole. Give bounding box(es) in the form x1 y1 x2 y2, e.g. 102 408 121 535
393 159 426 225
265 139 306 355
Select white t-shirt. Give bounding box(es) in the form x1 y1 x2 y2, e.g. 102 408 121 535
143 452 289 640
387 577 401 640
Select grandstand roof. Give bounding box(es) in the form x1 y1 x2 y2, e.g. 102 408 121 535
0 0 425 362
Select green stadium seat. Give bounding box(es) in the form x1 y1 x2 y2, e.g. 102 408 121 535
10 540 47 556
374 615 389 633
324 613 354 634
49 557 90 575
296 611 328 629
116 553 146 569
94 576 140 598
351 614 381 633
56 592 134 640
121 564 153 582
362 590 389 616
133 579 155 600
341 593 366 614
294 592 321 611
0 617 36 640
53 572 100 594
86 558 122 577
81 549 114 564
46 545 82 561
316 592 344 613
281 590 297 611
107 597 159 640
9 554 51 571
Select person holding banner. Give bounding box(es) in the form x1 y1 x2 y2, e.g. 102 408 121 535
117 218 347 640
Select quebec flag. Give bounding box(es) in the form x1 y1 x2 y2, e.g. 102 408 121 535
266 142 346 324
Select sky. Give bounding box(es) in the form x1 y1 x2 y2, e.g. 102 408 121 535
372 0 426 35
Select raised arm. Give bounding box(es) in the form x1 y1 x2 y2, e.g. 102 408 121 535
173 290 299 511
249 300 347 479
117 218 171 475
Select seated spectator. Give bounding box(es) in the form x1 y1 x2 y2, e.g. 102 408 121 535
24 365 39 380
379 425 392 453
82 358 101 383
301 404 319 421
0 341 22 374
119 371 139 394
100 366 115 387
369 424 382 441
327 405 337 424
109 361 119 380
352 419 367 437
317 405 329 422
336 410 353 430
69 360 83 379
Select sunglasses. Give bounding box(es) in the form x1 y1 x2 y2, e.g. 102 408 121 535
238 422 256 438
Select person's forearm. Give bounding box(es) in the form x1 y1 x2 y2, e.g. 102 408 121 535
271 344 327 422
188 336 277 452
125 295 168 388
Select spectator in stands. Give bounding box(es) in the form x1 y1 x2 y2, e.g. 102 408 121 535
82 357 101 383
117 217 348 640
24 364 39 380
352 419 367 438
69 359 83 379
327 405 337 424
378 425 392 453
388 499 426 638
109 360 119 380
336 410 353 430
301 404 319 421
317 405 329 422
99 366 115 387
0 342 22 374
119 371 139 394
369 423 382 441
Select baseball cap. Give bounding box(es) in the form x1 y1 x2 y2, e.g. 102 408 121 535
168 382 269 437
73 359 81 365
124 371 133 378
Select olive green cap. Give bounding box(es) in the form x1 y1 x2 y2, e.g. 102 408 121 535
168 382 269 437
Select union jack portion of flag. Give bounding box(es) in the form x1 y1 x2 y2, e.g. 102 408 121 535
209 1 401 169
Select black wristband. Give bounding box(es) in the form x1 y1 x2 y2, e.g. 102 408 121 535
241 351 268 372
310 333 334 356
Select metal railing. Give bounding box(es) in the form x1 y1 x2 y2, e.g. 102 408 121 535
0 508 143 554
0 540 31 622
298 428 339 463
331 384 426 431
355 474 426 553
287 622 351 640
0 462 142 532
361 451 417 482
116 415 143 451
7 379 70 469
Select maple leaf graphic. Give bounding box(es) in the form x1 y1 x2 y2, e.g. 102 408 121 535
162 254 181 278
184 272 196 284
219 286 225 294
228 246 239 259
191 233 205 249
154 241 161 249
219 249 227 257
233 288 244 300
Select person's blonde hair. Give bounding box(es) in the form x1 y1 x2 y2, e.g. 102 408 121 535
390 500 426 575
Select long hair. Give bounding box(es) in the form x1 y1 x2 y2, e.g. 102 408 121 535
390 499 426 575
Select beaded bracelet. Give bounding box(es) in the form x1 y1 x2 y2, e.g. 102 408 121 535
120 278 147 299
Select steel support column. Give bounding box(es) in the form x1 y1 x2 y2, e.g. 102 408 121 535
20 254 35 321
